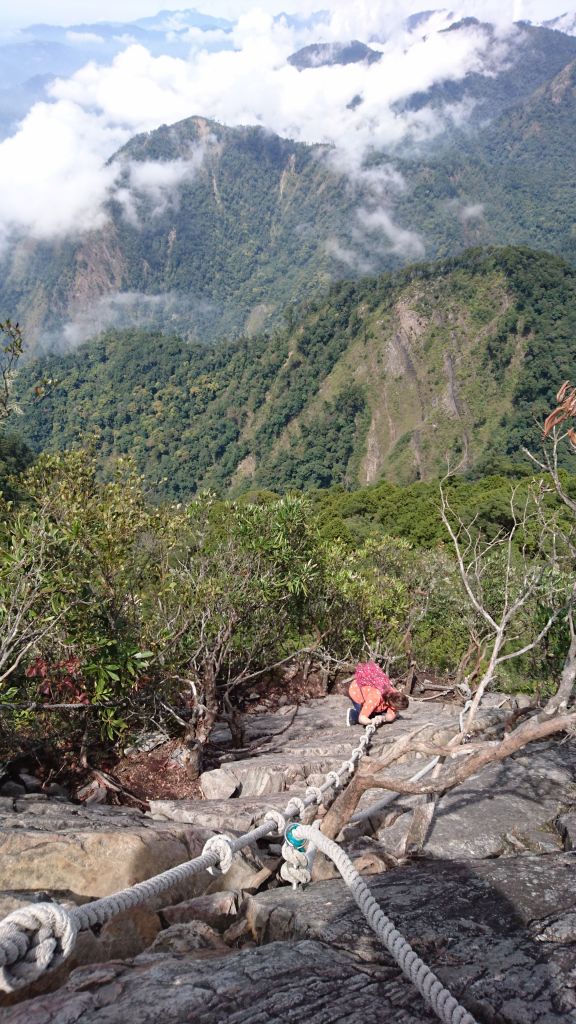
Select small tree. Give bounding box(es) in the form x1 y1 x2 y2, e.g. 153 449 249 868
440 479 567 730
524 379 576 710
0 451 159 753
143 493 326 776
0 319 23 424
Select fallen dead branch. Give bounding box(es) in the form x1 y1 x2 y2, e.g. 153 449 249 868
320 713 575 846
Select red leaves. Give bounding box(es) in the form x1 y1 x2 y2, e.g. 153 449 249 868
543 380 576 439
25 656 88 703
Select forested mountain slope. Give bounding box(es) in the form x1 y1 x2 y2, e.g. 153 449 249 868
394 56 576 263
0 118 366 349
16 247 576 499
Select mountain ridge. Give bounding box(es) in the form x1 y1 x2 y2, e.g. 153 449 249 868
15 246 576 499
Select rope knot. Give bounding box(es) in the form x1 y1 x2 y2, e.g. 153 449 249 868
284 796 306 819
202 834 235 876
259 809 286 837
305 785 324 806
280 827 311 888
325 770 341 790
0 903 78 993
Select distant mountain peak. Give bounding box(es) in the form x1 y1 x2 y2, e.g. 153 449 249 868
287 40 382 71
543 12 576 36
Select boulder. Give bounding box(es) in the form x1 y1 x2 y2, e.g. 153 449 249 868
247 853 576 1022
206 848 279 895
0 797 214 899
149 792 297 832
361 740 576 860
558 812 576 851
0 782 25 797
162 890 238 930
1 940 437 1024
199 768 239 800
144 920 230 957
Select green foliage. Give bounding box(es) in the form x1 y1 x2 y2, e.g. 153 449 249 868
0 451 160 740
16 246 576 498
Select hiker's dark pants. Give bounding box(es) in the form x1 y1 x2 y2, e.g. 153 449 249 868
348 700 363 725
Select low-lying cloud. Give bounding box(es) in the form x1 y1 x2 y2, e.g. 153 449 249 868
0 3 521 253
114 144 211 223
42 290 216 352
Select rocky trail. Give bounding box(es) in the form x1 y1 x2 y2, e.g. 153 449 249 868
0 694 575 1022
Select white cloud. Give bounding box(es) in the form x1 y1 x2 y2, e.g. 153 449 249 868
355 207 425 258
175 26 233 50
0 99 122 243
114 145 212 223
0 5 521 249
44 289 211 351
66 31 105 45
460 203 485 222
325 237 375 275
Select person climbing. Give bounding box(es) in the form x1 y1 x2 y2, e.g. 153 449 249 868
347 660 409 726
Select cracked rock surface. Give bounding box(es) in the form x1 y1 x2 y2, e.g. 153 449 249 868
4 854 576 1023
1 695 575 1021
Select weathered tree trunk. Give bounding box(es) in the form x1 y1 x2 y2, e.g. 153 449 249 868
184 662 219 780
222 689 246 749
547 619 576 712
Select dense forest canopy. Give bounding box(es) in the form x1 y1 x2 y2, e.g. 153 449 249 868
13 246 576 500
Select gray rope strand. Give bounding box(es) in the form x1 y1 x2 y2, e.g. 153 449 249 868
0 718 377 993
0 820 275 992
292 825 478 1024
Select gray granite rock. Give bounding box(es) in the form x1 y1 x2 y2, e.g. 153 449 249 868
198 696 460 801
162 890 238 930
1 695 575 1022
199 767 240 799
149 792 303 832
0 782 25 797
4 854 575 1023
0 798 215 898
247 853 576 1023
143 919 230 957
0 939 439 1023
558 812 576 851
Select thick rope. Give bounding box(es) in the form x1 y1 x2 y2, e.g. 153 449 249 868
0 719 378 993
288 824 478 1024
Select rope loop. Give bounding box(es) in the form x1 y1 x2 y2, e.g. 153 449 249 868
305 785 325 806
0 903 78 993
344 759 357 774
202 834 235 876
284 796 306 819
280 836 311 888
325 770 341 790
259 809 286 837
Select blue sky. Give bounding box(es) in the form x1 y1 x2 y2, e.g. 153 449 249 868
1 1 572 30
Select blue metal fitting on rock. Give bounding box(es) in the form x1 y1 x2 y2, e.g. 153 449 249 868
285 823 307 851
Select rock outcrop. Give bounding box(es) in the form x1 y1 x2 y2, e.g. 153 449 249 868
4 853 576 1023
1 695 575 1021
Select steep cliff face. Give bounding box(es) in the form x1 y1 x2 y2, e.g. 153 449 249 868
243 262 523 489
